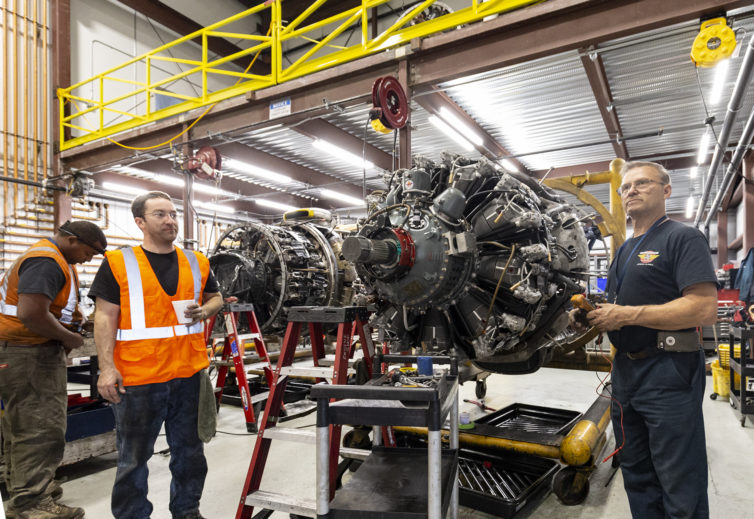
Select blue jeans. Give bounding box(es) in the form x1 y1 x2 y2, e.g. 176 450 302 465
111 371 207 519
611 350 708 519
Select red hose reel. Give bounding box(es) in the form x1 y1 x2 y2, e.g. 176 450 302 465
369 76 409 134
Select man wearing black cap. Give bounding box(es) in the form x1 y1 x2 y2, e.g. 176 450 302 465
0 220 107 519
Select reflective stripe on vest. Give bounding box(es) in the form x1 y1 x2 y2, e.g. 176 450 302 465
0 246 78 321
116 247 204 341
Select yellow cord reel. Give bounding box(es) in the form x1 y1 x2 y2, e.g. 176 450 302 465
691 17 737 67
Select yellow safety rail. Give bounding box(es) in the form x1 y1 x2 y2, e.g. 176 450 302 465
58 0 542 151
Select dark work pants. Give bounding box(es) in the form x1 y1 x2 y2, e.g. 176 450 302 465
0 343 67 511
611 350 709 519
111 371 207 519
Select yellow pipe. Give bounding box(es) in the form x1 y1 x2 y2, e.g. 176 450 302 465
12 0 19 217
42 0 48 194
22 0 29 201
32 0 38 200
3 0 9 223
393 426 561 459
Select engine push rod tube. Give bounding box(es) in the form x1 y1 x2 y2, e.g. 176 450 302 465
694 33 754 227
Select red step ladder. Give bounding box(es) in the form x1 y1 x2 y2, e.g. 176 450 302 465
204 303 273 433
236 306 374 519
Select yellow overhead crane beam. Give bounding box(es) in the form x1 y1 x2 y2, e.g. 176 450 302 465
57 0 543 151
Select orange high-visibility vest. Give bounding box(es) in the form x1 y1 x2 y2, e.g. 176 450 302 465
0 239 79 344
108 246 210 386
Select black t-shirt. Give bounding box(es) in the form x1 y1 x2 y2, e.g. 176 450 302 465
17 257 67 300
606 219 717 352
88 248 220 305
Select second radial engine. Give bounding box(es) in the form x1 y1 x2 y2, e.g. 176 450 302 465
342 155 589 375
209 219 358 333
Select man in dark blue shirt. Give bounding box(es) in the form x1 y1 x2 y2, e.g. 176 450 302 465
572 161 717 519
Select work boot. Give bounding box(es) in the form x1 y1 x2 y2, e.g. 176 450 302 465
16 498 85 519
48 480 64 501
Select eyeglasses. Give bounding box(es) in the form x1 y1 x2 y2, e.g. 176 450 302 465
617 179 666 197
59 223 106 255
145 210 178 221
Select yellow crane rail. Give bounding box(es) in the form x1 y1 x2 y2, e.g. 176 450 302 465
57 0 541 151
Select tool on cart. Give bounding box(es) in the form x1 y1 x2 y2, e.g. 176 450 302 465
204 301 273 433
237 306 374 519
463 399 496 412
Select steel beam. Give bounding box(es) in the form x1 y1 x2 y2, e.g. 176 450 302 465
579 47 628 159
114 0 268 72
52 0 72 228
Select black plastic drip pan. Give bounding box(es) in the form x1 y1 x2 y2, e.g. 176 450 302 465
458 448 559 518
475 403 581 436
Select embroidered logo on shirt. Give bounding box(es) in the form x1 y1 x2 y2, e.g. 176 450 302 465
638 250 660 264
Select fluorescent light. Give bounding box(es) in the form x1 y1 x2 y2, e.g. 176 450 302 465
225 158 292 185
101 181 147 196
312 139 375 170
696 130 711 165
710 59 730 105
499 158 520 173
255 199 297 212
689 166 698 178
428 115 474 151
320 188 366 207
152 174 185 187
438 106 483 146
685 196 695 219
195 201 236 214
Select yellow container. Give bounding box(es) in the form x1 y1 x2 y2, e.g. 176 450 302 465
717 343 741 370
711 359 730 399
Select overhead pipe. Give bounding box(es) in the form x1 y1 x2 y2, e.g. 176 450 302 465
695 34 754 227
703 102 754 231
22 0 29 202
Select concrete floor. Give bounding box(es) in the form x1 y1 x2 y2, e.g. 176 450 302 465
25 366 754 518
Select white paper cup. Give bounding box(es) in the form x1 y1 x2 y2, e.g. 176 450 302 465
172 299 196 324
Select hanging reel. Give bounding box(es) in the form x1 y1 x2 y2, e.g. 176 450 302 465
369 76 409 134
691 16 737 67
184 146 222 180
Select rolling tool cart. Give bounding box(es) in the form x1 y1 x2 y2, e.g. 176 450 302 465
310 354 460 519
728 326 754 426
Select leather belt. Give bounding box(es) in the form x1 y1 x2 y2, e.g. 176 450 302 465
624 347 661 360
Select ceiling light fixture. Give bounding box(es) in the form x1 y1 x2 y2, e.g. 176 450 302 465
312 139 376 170
195 201 236 214
498 158 520 173
152 174 185 187
224 158 292 185
320 188 366 207
428 115 474 151
101 181 147 196
689 166 698 178
696 129 711 165
685 195 695 219
709 59 730 105
437 106 484 146
255 199 297 212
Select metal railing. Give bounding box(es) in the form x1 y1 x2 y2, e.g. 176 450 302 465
58 0 540 151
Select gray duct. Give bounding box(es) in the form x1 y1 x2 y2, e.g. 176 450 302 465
703 102 754 231
694 34 754 227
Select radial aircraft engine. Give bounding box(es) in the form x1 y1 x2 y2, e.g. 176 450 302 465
209 219 358 334
342 154 589 376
